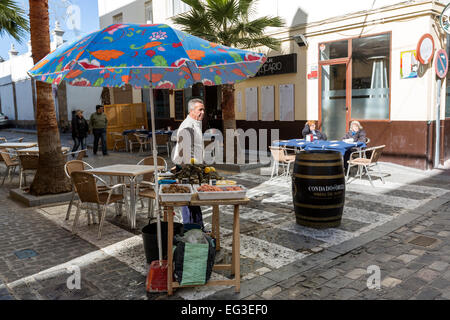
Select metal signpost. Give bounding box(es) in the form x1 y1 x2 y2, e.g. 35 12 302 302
434 49 448 168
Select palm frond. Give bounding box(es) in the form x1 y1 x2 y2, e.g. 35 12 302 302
0 0 29 42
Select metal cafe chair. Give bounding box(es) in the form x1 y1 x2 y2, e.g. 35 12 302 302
111 132 126 151
134 133 152 154
64 160 110 222
18 154 39 189
70 171 128 240
269 146 295 180
0 149 19 185
136 156 168 218
346 145 386 187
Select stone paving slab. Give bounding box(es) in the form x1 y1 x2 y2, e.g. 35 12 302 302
1 134 450 300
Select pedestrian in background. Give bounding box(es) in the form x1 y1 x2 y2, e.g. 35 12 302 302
89 105 108 156
71 110 89 157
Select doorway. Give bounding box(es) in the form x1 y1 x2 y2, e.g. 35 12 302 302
319 62 350 140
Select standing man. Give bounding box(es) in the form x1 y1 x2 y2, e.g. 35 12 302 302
71 110 89 157
89 105 108 156
172 98 206 228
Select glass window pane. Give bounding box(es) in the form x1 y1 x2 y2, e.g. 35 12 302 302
175 91 185 120
321 64 347 140
154 89 170 119
145 1 153 24
320 40 348 61
351 34 390 120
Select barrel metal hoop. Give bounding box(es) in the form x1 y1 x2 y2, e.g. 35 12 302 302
297 154 341 161
295 161 342 167
296 214 343 222
293 174 345 179
294 202 345 209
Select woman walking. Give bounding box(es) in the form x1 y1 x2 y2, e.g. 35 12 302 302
71 110 89 157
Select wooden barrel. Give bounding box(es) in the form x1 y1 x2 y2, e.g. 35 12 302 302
292 150 345 229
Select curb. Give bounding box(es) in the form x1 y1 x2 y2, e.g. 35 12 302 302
206 192 450 300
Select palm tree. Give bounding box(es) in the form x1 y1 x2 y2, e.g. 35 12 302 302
29 0 71 195
172 0 284 158
0 0 29 42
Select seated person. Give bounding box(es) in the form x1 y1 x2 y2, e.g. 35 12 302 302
342 120 367 143
302 120 327 140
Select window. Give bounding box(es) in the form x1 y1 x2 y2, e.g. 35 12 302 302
145 1 153 24
154 90 170 119
113 13 123 24
351 33 390 120
319 40 348 61
174 90 185 121
171 0 191 16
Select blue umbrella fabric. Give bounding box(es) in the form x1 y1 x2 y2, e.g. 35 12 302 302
29 23 266 89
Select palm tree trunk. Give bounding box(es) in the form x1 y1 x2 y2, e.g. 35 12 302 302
29 0 71 195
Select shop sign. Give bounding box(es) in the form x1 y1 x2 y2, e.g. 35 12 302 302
254 53 297 77
440 3 450 34
400 50 418 79
435 49 448 79
307 65 318 80
416 34 434 65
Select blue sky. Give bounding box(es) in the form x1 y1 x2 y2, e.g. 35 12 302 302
0 0 100 60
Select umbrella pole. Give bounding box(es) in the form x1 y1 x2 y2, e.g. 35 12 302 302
149 82 162 265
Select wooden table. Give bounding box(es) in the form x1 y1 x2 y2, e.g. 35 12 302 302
16 146 70 154
86 164 165 229
159 194 249 296
0 142 37 149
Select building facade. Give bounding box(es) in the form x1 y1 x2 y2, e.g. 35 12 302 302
97 0 450 169
0 22 103 131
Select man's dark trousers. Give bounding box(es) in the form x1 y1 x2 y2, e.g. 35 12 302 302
93 128 107 155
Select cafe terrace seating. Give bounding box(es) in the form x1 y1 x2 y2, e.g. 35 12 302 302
269 145 296 180
64 160 110 222
346 145 386 187
70 171 128 240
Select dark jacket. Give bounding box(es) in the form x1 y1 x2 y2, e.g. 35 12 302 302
72 116 89 139
302 124 327 141
342 129 367 143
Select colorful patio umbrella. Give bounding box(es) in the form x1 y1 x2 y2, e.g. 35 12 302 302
28 23 267 266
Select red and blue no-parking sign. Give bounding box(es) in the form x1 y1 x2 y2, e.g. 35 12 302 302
435 49 448 79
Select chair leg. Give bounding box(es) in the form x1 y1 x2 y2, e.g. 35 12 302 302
98 204 108 240
72 202 82 234
365 165 374 187
97 204 102 224
19 169 23 189
65 191 76 220
147 198 154 219
270 161 276 179
346 164 352 183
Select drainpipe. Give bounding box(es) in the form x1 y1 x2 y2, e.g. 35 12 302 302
435 78 441 168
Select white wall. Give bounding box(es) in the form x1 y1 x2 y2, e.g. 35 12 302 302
15 80 34 121
66 84 103 121
0 84 15 119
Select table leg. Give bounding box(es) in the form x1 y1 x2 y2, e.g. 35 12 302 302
231 205 240 292
129 177 136 229
167 206 174 296
212 205 220 251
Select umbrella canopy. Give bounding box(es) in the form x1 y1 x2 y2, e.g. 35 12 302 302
28 23 266 267
29 23 266 88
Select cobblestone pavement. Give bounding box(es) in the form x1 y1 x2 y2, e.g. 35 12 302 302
1 129 450 300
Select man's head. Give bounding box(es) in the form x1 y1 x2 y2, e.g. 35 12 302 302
188 98 205 121
96 105 104 114
76 110 84 117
